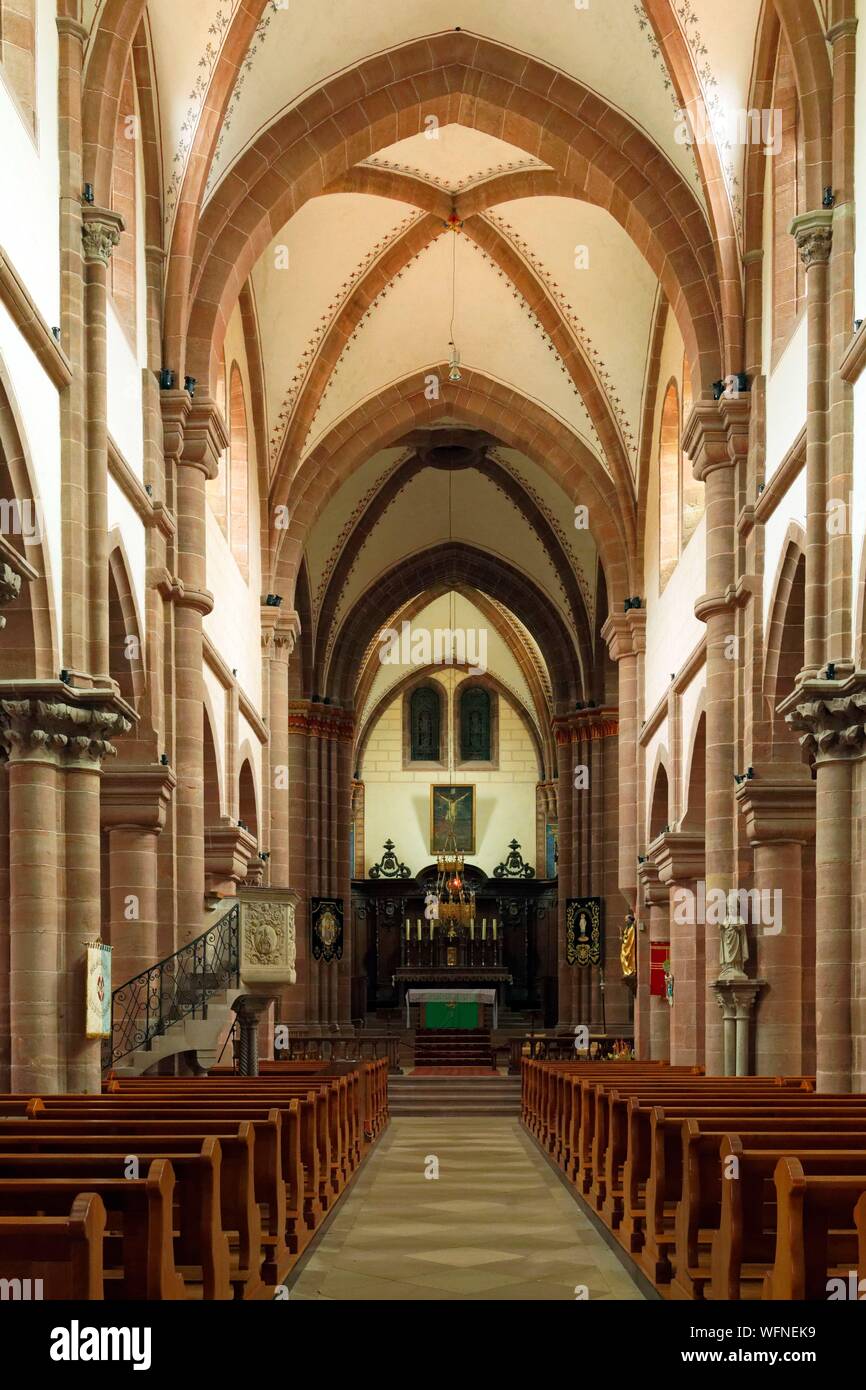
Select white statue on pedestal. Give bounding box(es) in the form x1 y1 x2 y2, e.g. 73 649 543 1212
719 889 749 981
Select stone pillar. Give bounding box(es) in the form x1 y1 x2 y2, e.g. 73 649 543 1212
790 212 834 676
0 694 130 1092
711 980 765 1077
826 17 857 671
601 612 644 917
261 607 300 887
101 765 176 988
554 715 575 1026
639 858 670 1062
81 207 123 682
56 13 89 676
737 777 816 1076
784 680 866 1090
161 393 227 944
233 995 273 1077
653 832 706 1066
684 399 748 1074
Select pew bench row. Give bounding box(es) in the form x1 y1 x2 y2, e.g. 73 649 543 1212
0 1058 389 1299
521 1059 866 1301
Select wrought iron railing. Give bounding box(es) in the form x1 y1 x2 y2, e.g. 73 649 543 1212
102 903 240 1070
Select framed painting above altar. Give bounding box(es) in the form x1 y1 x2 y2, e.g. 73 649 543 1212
430 784 475 853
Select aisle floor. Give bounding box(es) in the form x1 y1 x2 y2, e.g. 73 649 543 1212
288 1116 646 1300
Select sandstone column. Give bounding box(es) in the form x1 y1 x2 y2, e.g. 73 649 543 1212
0 695 130 1093
261 606 300 887
790 213 834 677
101 765 176 987
684 399 748 1074
81 207 123 682
639 858 670 1062
737 778 816 1076
654 832 706 1066
161 393 227 945
784 682 866 1090
554 714 575 1027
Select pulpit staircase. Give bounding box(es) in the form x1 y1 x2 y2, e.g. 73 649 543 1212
102 902 243 1077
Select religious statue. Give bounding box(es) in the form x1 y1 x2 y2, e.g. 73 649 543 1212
619 912 637 979
423 891 439 922
719 892 749 980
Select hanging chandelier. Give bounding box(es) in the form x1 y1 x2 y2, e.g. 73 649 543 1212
446 207 463 383
435 838 475 929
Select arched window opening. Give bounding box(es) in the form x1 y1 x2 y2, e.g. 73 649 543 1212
110 57 137 342
658 381 680 591
460 685 492 763
772 31 806 363
649 763 670 843
0 0 36 134
680 355 703 548
409 685 441 762
229 364 249 580
207 356 229 537
238 759 258 842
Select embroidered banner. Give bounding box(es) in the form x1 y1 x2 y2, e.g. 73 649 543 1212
84 940 112 1038
311 897 344 963
565 898 603 968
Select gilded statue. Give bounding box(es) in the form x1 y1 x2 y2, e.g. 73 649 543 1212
619 912 636 978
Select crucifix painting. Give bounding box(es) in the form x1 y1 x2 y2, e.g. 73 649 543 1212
430 784 476 853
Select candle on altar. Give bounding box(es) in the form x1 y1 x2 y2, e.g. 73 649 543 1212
405 919 410 940
470 918 474 940
430 918 434 940
416 919 421 941
482 918 486 940
492 918 497 940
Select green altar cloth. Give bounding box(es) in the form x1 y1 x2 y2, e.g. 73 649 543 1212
423 1000 480 1029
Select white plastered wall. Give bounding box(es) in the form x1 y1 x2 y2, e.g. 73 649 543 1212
360 668 539 877
643 311 706 713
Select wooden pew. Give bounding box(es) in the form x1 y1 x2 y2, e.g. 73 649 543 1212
765 1157 866 1299
38 1101 291 1282
0 1118 262 1298
0 1144 231 1299
710 1137 866 1300
0 1160 183 1300
671 1109 866 1297
0 1192 105 1300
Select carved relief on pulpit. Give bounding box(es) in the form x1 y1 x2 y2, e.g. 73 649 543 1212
239 889 298 984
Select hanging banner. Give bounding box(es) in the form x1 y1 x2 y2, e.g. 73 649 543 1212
84 940 112 1038
565 898 603 967
650 941 669 997
311 897 344 963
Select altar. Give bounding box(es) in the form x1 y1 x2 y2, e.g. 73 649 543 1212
405 987 499 1030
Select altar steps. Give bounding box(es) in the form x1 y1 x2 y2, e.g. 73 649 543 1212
388 1075 521 1117
413 1028 495 1069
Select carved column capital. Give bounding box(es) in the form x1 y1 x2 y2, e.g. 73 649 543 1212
778 674 866 762
81 207 124 266
790 210 833 269
0 695 132 766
